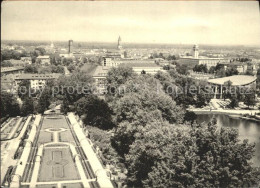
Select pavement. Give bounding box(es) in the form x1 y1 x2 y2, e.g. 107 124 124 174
1 116 32 185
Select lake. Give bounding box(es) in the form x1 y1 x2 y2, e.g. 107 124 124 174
196 114 260 167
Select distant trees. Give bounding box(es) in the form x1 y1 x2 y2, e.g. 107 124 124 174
1 49 27 60
225 65 238 76
24 64 64 74
155 70 212 108
24 64 38 73
67 64 76 73
1 61 13 67
193 64 208 73
176 64 189 75
34 47 46 56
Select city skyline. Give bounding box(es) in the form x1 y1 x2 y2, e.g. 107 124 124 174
2 1 260 46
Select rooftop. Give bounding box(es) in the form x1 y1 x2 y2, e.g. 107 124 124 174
92 66 109 77
37 55 50 59
208 75 257 86
180 56 225 60
1 66 24 73
121 62 160 68
15 73 61 80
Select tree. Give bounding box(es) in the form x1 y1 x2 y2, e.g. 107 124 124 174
24 64 38 73
193 64 208 73
225 65 238 76
1 91 20 117
36 81 54 114
125 120 259 187
51 65 64 73
57 71 94 105
208 66 216 74
1 61 13 67
74 95 114 129
21 97 34 116
106 66 136 96
67 64 76 73
176 64 189 75
228 96 239 109
184 111 197 124
35 47 46 56
244 89 256 108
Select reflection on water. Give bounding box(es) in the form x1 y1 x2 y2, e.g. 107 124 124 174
196 114 260 167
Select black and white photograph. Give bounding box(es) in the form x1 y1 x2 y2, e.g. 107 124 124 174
1 1 260 188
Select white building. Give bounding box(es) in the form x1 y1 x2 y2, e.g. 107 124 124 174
179 45 227 69
14 73 60 90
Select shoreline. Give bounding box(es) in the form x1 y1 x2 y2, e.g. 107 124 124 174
189 109 260 115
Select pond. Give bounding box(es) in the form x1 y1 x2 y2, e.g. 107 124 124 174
196 114 260 167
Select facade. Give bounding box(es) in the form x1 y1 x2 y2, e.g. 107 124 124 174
1 66 24 76
14 73 60 90
121 62 163 75
36 55 50 65
192 44 199 59
179 45 227 69
92 66 109 94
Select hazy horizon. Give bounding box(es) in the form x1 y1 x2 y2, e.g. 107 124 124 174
2 1 260 46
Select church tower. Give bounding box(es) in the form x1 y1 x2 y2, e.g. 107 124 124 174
192 44 199 59
117 36 123 50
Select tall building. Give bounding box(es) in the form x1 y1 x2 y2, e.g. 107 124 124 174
68 40 73 54
192 44 199 59
179 45 227 69
117 36 123 50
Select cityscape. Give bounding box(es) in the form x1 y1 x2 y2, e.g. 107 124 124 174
1 1 260 188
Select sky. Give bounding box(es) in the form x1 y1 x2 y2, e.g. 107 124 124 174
1 1 260 46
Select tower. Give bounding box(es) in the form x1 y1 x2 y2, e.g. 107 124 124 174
117 36 122 50
68 40 73 54
192 44 199 59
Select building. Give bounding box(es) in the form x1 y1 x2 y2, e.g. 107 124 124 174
192 44 199 59
1 66 24 76
1 75 15 93
92 66 109 94
179 45 227 69
14 73 61 90
36 55 50 65
117 36 123 50
20 57 32 64
120 61 163 75
208 75 257 99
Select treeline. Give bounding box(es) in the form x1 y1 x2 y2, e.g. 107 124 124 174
193 63 257 77
24 64 64 74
